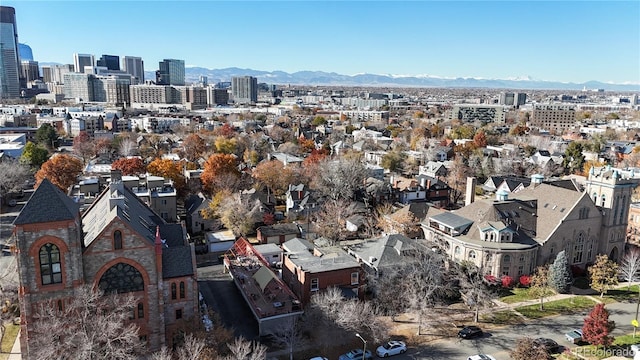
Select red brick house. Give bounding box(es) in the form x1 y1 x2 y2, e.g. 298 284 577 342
280 238 364 305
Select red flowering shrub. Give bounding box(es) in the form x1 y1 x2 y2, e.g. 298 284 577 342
518 275 531 287
501 275 514 288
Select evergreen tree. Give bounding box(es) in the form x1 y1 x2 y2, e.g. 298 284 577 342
548 250 573 294
582 303 615 347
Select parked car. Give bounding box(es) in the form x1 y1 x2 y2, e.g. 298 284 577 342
467 355 496 360
309 357 328 360
338 349 373 360
376 340 407 357
565 329 583 344
533 337 561 353
458 325 483 339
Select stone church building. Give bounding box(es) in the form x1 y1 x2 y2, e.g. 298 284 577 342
13 176 198 357
422 166 640 278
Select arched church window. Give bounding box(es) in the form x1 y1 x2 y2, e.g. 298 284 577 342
39 243 62 285
98 263 144 294
114 230 123 250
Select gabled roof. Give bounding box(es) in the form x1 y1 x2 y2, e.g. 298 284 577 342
14 179 80 225
82 181 165 247
162 245 194 278
347 234 417 272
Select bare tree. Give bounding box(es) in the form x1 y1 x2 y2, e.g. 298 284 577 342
0 160 29 204
510 337 549 360
459 265 496 323
312 199 357 244
118 137 137 157
216 193 262 237
308 287 387 344
268 316 305 360
29 285 143 360
0 255 19 346
619 247 640 289
224 337 267 360
312 157 367 202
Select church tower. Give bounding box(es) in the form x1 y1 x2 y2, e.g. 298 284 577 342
585 166 640 261
12 179 85 357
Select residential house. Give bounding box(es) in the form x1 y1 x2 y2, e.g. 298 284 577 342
185 192 215 234
416 175 451 208
346 234 420 276
281 238 364 305
285 184 318 218
13 179 198 356
419 161 448 179
256 223 301 244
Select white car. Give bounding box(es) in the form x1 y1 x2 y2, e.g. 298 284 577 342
376 340 407 357
467 355 497 360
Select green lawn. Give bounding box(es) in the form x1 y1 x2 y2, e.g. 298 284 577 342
516 297 597 319
499 287 542 304
603 285 640 303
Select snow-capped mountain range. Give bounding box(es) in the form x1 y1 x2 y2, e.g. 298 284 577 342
169 67 639 91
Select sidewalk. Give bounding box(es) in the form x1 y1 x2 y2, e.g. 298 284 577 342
7 329 20 360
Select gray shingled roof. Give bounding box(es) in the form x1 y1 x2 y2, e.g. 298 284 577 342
283 238 360 273
83 182 165 247
162 246 194 278
13 179 79 225
347 234 417 272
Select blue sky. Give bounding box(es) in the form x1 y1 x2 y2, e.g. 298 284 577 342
6 1 640 84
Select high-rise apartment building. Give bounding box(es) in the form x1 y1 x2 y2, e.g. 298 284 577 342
207 87 229 106
0 6 21 99
96 54 120 71
73 53 95 73
93 74 131 105
20 60 39 82
231 76 258 104
122 56 144 84
156 59 185 86
130 84 173 104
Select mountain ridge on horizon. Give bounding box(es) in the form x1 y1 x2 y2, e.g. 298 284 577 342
38 62 640 91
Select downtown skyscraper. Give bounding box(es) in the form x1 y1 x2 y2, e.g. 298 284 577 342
156 59 184 86
0 6 21 99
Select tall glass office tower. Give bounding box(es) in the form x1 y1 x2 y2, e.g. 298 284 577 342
0 6 21 99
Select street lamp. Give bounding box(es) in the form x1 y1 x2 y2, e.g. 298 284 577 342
355 333 367 360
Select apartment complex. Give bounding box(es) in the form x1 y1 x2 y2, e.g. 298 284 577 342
531 104 576 134
450 104 506 123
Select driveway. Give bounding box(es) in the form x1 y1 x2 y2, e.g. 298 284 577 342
197 263 259 340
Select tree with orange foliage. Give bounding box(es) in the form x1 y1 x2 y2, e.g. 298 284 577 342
36 154 83 192
473 130 487 148
147 158 186 191
253 160 294 198
212 123 236 138
298 137 316 154
111 157 146 176
303 149 328 168
200 153 240 193
181 134 207 163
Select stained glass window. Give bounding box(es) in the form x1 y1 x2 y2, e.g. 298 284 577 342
98 263 144 294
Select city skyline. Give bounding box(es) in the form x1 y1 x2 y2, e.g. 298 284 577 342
5 1 640 85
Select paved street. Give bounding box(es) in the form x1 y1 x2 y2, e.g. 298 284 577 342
374 299 639 360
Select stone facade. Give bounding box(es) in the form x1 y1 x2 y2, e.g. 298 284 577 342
13 179 198 358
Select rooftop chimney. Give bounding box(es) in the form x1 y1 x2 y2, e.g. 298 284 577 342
465 177 476 206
